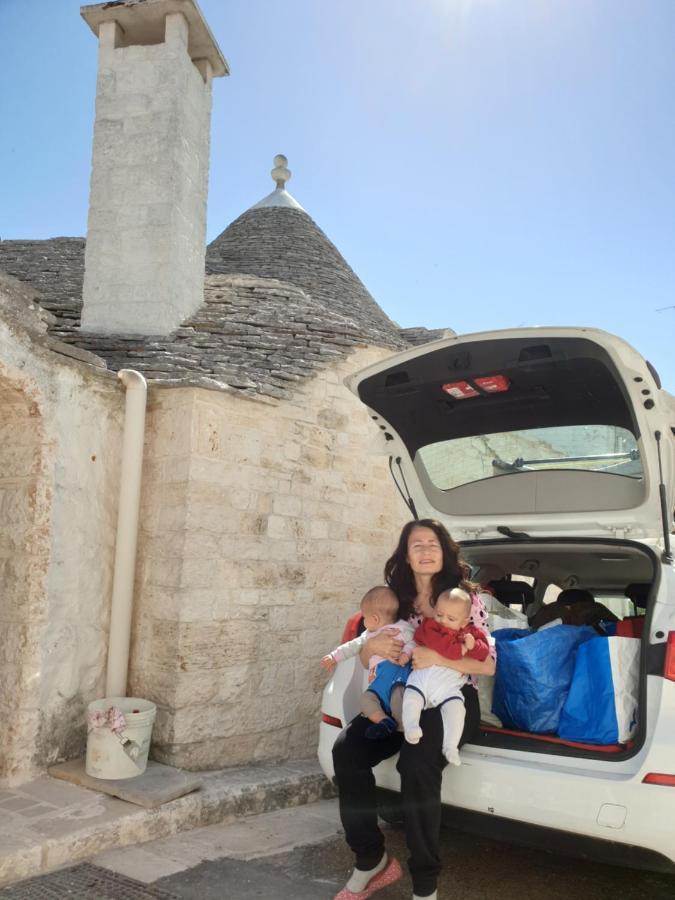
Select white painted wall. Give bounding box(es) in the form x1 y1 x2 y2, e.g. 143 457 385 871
0 285 124 780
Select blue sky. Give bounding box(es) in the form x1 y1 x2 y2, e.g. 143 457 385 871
2 1 674 388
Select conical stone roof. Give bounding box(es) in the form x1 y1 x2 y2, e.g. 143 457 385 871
1 157 448 399
206 156 402 349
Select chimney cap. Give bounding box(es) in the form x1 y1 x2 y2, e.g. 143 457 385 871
81 0 229 77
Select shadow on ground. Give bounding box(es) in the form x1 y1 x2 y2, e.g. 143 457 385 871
156 823 675 900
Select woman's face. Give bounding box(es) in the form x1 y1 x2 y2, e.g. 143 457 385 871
406 526 444 576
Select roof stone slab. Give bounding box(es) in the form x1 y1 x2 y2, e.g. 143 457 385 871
0 270 106 370
0 238 85 335
54 273 391 400
206 206 403 350
0 221 449 398
399 326 456 346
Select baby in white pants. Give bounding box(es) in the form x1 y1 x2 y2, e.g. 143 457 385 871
402 588 489 765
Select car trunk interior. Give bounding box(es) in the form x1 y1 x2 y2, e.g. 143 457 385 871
462 538 657 761
349 330 671 764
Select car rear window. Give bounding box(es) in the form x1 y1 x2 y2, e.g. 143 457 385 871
417 424 641 492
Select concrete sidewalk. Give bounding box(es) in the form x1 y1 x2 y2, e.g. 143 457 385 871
0 759 334 888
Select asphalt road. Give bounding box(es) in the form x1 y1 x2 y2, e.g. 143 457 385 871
155 815 675 900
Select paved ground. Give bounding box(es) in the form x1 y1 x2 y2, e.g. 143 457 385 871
0 760 331 887
3 799 675 899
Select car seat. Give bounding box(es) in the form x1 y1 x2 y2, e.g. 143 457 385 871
616 583 650 637
529 588 618 632
624 582 650 614
486 578 535 613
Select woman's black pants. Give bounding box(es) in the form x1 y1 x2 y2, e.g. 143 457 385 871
332 683 479 897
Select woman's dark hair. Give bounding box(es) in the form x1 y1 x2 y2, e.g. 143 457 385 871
384 519 476 620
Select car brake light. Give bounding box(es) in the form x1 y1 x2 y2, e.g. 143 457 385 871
642 773 675 786
474 374 510 393
664 631 675 681
442 381 480 400
322 713 343 729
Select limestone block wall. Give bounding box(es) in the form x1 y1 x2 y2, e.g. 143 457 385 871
0 289 123 780
82 14 213 335
129 346 409 769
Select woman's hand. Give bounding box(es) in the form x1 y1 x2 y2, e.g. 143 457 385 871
411 646 444 670
361 628 404 665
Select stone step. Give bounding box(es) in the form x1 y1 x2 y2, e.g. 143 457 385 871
0 759 334 888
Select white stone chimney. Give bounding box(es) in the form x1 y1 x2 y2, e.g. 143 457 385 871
80 0 228 334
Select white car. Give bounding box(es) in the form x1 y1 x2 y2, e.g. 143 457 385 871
319 326 675 873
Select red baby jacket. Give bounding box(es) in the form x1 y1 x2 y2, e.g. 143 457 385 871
414 618 490 662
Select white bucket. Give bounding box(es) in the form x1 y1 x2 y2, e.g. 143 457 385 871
85 697 156 780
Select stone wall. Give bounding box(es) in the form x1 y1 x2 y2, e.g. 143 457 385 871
0 371 50 781
129 346 409 769
0 280 123 780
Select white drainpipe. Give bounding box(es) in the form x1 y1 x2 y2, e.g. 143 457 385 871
105 369 147 698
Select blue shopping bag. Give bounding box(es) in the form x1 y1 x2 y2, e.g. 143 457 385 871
559 636 640 744
492 625 597 734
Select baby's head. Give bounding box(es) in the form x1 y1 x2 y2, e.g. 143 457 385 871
434 587 471 631
360 586 400 631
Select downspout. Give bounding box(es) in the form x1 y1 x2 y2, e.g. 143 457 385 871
105 370 147 698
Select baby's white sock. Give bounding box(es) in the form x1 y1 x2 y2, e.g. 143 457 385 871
401 690 425 745
345 854 387 892
440 700 465 767
405 726 423 744
443 745 461 766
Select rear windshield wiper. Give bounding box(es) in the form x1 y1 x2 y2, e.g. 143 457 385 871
493 449 639 472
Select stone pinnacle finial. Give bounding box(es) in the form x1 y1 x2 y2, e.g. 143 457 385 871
271 154 291 190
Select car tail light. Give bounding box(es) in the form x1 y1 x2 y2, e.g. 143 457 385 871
322 713 343 729
642 773 675 787
664 631 675 681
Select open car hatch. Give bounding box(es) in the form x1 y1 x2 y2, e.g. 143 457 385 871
346 327 675 542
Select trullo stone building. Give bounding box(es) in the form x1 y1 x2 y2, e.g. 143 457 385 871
0 0 449 779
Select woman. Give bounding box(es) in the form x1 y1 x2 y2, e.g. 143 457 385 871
332 519 496 900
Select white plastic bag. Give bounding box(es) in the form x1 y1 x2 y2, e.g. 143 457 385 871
478 598 529 727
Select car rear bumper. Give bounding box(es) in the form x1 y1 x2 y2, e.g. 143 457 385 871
320 720 675 870
375 787 675 875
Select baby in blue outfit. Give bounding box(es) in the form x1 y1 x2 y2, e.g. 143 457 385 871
321 586 415 738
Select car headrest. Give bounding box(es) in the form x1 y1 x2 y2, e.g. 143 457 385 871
557 588 594 606
487 578 535 609
624 583 650 608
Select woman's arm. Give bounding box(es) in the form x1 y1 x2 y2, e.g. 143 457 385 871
358 629 404 667
412 645 496 676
